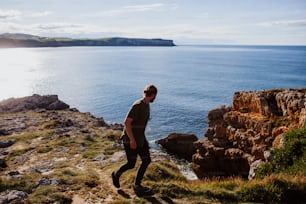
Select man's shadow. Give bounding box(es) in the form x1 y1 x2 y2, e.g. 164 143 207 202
117 189 174 204
117 189 131 199
143 196 174 204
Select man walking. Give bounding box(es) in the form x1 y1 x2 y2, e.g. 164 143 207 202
112 84 158 194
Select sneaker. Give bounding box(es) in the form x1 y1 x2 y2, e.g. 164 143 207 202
111 172 120 188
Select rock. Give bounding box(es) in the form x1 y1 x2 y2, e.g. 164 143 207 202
0 94 69 113
156 133 198 160
0 140 16 148
0 129 9 136
0 157 7 168
248 160 264 180
192 147 250 178
192 88 306 179
38 178 60 186
0 190 28 204
8 171 20 176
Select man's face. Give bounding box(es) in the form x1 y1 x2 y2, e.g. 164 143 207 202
150 94 156 103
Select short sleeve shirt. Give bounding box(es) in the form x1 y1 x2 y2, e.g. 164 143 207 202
122 99 150 147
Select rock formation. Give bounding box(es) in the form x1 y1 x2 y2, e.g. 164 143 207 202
0 94 69 113
156 133 198 160
192 88 306 179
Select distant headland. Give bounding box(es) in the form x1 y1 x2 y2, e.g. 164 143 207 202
0 33 176 48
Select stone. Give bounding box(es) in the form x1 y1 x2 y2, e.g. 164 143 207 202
0 94 69 113
0 157 7 168
248 160 264 180
0 190 28 204
0 139 16 148
156 133 198 160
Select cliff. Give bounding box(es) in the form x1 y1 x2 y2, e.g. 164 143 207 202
192 88 306 179
0 33 176 48
1 93 305 203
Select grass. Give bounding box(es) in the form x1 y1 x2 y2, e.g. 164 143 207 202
256 125 306 177
1 110 305 203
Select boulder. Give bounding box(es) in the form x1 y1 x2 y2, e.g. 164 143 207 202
156 133 198 160
0 94 69 113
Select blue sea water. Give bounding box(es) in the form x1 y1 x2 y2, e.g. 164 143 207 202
0 45 305 147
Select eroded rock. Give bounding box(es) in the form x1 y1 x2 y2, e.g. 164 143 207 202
192 88 306 179
156 133 198 160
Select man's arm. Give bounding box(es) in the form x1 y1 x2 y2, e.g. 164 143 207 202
124 117 137 149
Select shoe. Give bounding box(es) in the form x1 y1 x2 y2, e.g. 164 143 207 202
111 172 120 188
133 184 152 193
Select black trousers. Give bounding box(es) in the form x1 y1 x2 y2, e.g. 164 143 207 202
116 141 151 185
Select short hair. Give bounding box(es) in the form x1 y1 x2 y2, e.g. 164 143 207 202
144 84 158 97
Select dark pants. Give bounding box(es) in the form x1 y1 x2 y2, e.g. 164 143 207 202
116 141 151 185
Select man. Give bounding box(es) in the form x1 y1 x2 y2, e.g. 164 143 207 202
112 84 158 193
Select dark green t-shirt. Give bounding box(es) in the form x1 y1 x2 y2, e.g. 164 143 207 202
122 99 150 147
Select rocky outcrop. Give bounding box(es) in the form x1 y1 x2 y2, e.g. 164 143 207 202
156 133 198 160
0 190 28 204
0 94 69 113
192 88 306 179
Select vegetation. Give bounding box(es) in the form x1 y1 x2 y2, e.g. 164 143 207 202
1 110 305 203
0 33 175 47
256 125 306 177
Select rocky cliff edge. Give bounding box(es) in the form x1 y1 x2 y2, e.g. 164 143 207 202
192 88 306 179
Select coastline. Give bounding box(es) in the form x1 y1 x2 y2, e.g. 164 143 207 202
1 91 305 203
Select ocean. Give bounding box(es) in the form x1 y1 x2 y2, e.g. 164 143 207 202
0 45 305 147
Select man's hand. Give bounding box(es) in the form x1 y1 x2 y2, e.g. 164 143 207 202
130 140 137 149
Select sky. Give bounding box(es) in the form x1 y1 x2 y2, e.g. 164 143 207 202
1 0 306 45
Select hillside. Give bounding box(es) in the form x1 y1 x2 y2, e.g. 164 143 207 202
0 94 305 203
0 33 175 48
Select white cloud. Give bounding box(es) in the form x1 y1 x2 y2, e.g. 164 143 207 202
0 20 238 42
124 3 165 12
0 9 52 20
95 3 175 17
29 11 52 18
0 9 22 20
260 19 306 27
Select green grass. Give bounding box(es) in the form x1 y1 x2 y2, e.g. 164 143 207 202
28 186 72 204
256 125 306 178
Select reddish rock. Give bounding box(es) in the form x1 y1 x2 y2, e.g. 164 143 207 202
192 88 306 179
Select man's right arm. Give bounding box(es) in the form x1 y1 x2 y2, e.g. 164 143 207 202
124 117 137 149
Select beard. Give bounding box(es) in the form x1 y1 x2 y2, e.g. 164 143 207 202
150 96 156 103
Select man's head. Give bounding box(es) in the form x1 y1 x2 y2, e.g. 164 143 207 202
143 84 158 102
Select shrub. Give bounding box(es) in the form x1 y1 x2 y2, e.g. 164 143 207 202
256 162 274 179
256 126 306 177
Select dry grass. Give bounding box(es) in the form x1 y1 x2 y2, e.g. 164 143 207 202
1 111 305 203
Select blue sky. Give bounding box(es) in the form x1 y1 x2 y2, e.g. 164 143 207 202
1 0 306 45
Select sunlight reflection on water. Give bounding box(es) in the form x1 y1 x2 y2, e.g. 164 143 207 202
0 48 47 99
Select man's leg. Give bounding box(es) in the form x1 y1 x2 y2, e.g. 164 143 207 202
112 144 137 188
134 143 151 186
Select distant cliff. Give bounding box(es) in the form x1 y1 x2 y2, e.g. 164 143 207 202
0 33 175 48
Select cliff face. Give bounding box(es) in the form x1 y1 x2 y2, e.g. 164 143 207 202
192 89 306 179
